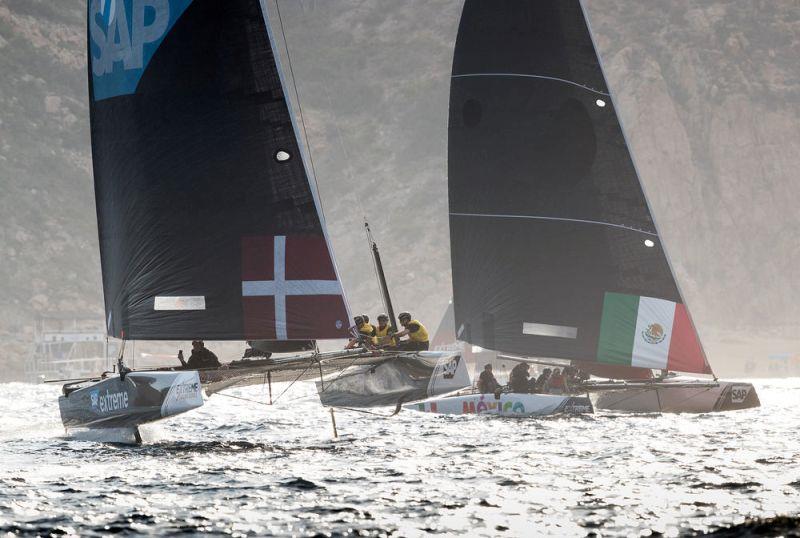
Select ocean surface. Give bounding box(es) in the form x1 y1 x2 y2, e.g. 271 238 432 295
1 379 799 537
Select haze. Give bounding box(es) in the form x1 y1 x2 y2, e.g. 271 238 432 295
0 0 798 380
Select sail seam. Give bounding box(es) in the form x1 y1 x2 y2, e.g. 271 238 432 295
450 212 657 236
452 73 609 96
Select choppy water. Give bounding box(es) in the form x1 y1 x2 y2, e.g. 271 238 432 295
2 379 800 536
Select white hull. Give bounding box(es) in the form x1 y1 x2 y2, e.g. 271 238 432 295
405 392 593 417
59 371 204 431
592 379 760 413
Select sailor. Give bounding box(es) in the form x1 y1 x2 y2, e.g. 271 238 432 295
549 368 565 394
477 364 500 394
372 313 396 348
508 362 530 393
178 340 221 369
393 312 430 351
532 368 552 393
345 315 375 349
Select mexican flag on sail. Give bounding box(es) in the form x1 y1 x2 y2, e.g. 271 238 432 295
596 292 711 374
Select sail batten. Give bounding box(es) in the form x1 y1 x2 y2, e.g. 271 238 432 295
452 73 610 96
88 0 349 341
448 0 712 375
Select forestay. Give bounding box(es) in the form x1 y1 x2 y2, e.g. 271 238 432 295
448 0 711 375
88 0 349 341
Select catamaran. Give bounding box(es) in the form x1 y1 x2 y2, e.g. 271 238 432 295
407 0 759 416
58 0 471 441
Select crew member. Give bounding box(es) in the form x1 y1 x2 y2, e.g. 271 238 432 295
477 364 500 394
345 315 375 349
508 362 530 393
532 368 552 393
393 312 429 351
178 340 221 369
372 313 396 348
549 368 565 394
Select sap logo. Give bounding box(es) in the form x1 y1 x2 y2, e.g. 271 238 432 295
730 385 751 404
441 356 461 380
90 389 100 408
89 0 170 76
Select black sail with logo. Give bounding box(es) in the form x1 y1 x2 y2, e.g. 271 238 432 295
448 0 711 374
88 0 349 340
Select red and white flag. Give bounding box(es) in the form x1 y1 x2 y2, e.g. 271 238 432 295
241 235 349 340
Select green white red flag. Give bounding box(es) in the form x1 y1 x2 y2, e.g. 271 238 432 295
596 292 712 375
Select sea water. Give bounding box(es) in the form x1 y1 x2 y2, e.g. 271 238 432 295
1 379 799 536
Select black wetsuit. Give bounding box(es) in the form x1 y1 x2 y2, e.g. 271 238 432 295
477 370 500 394
186 348 220 369
508 363 530 393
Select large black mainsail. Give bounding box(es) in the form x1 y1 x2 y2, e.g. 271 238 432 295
448 0 711 374
88 0 349 341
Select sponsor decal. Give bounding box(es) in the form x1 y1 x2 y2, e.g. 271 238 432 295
730 385 751 404
91 388 130 413
563 398 593 414
441 356 461 380
88 0 193 100
461 396 524 415
642 322 666 345
172 381 200 401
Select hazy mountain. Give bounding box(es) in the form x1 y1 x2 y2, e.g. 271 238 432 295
0 0 798 380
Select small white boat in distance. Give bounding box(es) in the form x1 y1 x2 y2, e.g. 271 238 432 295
406 390 592 417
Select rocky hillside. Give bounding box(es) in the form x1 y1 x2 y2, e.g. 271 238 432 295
0 0 798 379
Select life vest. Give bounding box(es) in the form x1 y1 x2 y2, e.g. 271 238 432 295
358 323 375 337
374 324 392 337
406 320 429 343
373 324 396 346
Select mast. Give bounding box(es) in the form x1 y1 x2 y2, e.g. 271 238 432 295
365 220 397 331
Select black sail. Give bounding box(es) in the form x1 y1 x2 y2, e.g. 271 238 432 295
448 0 711 374
88 0 349 340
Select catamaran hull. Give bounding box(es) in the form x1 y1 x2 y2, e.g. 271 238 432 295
58 371 204 431
406 393 593 417
592 381 760 413
317 351 472 408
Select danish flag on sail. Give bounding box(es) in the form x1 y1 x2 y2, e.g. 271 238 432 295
241 235 349 340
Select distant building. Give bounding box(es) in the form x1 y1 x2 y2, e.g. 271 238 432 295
24 315 116 383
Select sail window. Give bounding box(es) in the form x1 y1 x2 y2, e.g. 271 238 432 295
595 99 606 107
275 150 292 162
523 322 578 339
154 296 206 311
644 239 655 248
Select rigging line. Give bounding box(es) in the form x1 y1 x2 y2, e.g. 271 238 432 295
452 72 610 97
274 0 325 221
320 80 381 305
271 358 316 404
317 353 367 395
450 212 658 236
213 393 299 426
279 350 376 404
321 83 370 221
331 404 402 418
